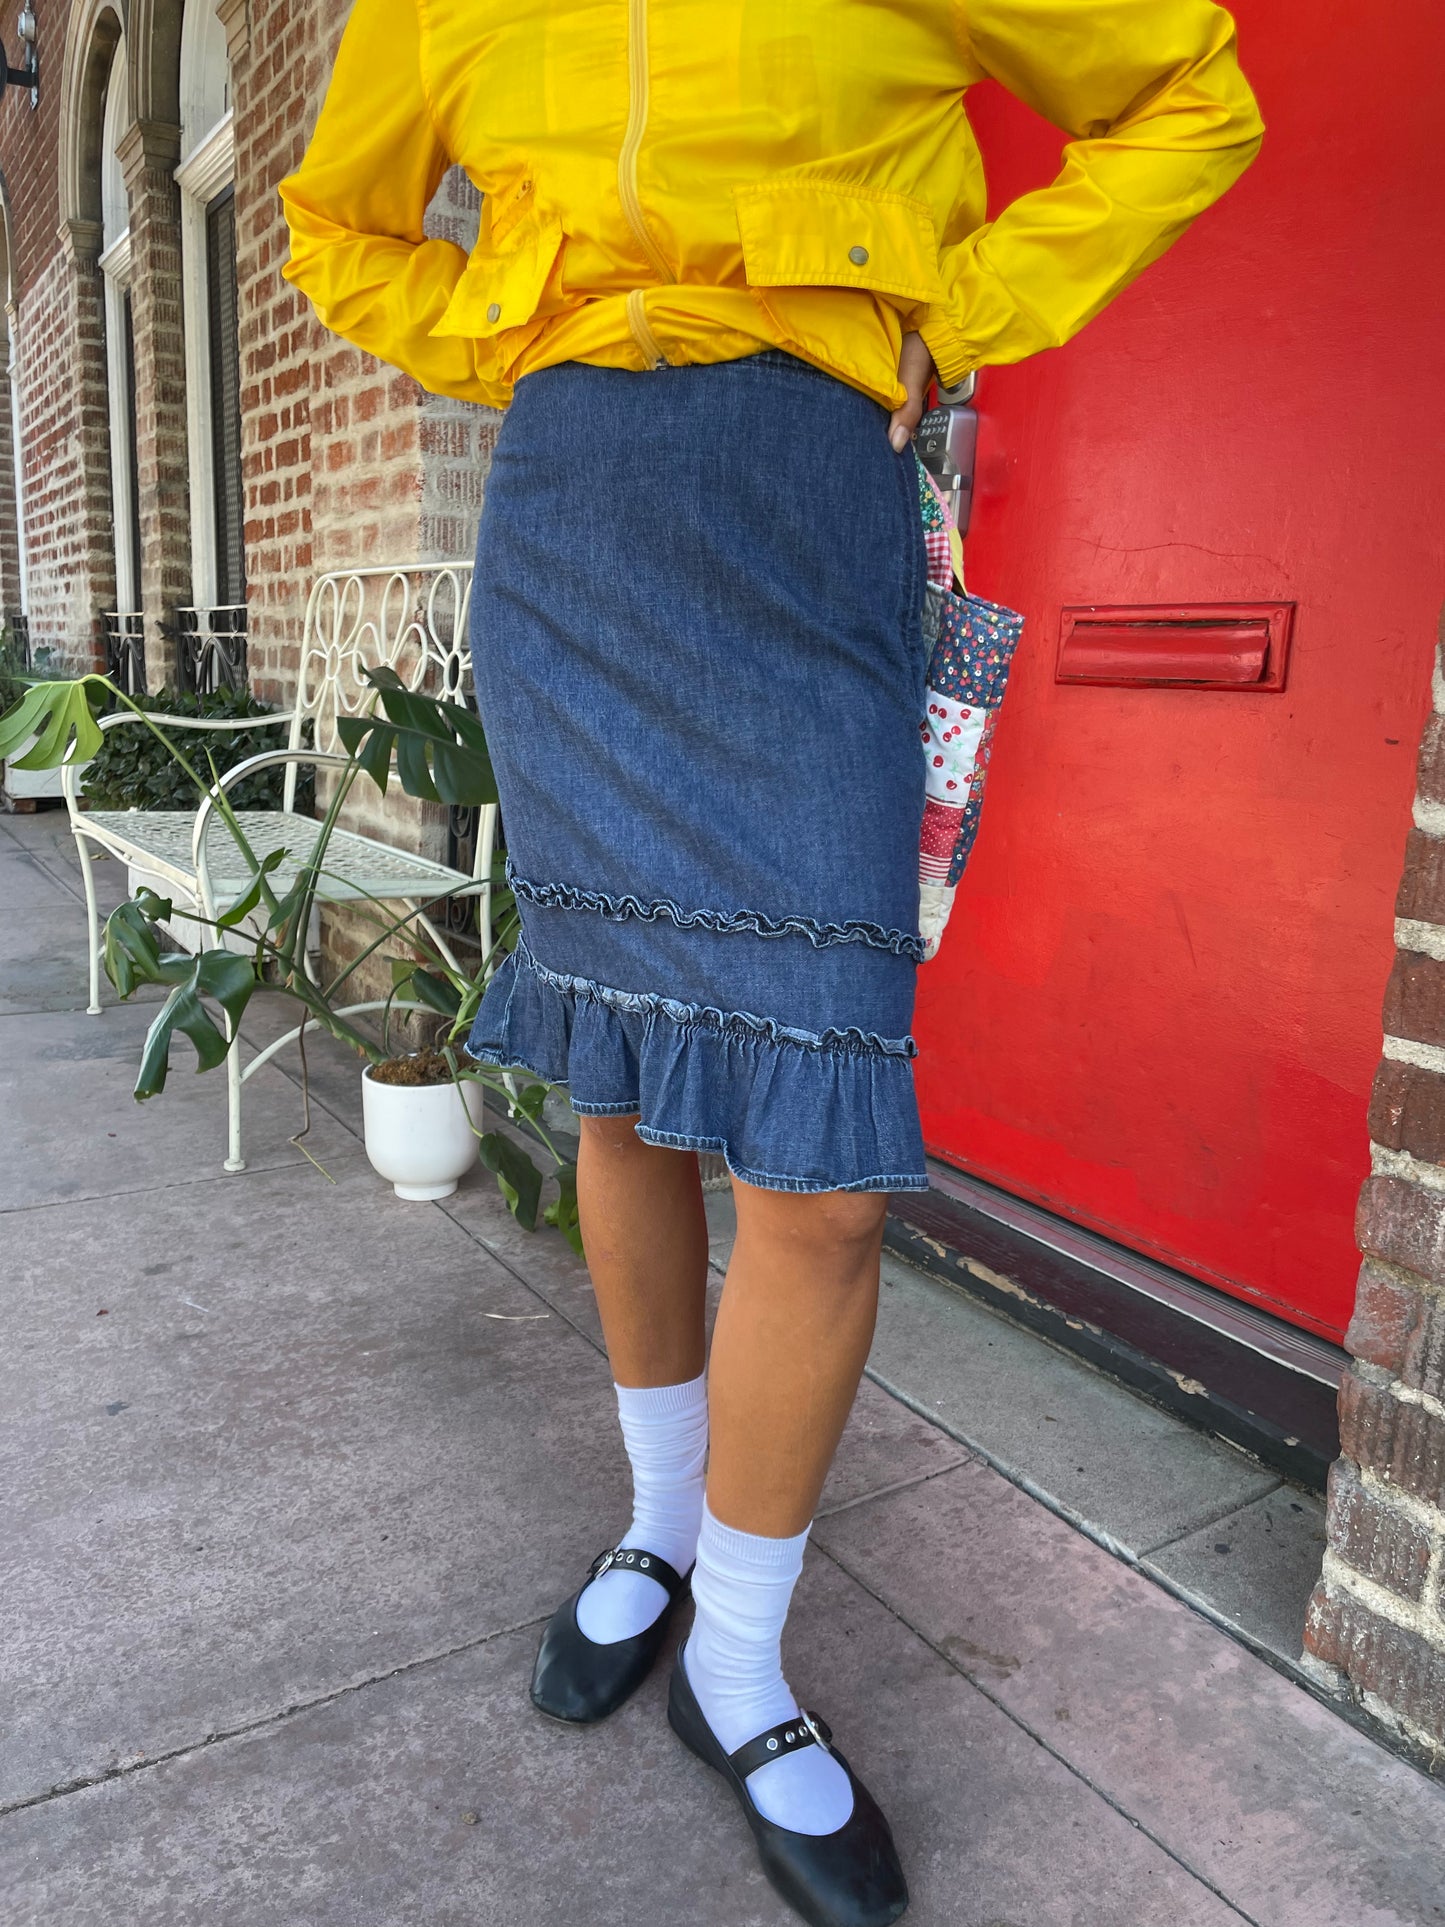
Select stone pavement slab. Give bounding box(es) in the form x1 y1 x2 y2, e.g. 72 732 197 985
0 1003 363 1209
0 842 77 910
1144 1485 1329 1661
868 1253 1281 1555
814 1463 1445 1927
0 1156 624 1807
1 1557 1246 1927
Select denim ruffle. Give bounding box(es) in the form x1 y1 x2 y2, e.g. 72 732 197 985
468 942 929 1194
507 863 928 961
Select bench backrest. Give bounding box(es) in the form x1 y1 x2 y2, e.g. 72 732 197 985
289 561 477 814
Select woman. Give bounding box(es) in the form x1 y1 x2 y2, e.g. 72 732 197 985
278 6 1261 1921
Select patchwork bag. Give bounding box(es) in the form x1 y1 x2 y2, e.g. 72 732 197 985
914 455 1025 962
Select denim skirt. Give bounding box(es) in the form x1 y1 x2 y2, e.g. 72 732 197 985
465 348 930 1193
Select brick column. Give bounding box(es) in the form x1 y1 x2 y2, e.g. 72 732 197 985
24 224 117 670
1304 611 1445 1761
115 115 192 690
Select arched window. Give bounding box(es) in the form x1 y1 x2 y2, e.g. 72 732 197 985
96 36 146 690
174 0 244 692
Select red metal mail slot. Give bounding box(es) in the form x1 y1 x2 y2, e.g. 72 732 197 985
1057 603 1294 691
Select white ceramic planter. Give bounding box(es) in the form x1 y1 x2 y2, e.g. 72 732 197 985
361 1064 485 1201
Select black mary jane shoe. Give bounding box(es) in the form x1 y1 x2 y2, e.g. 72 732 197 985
667 1644 908 1927
529 1543 692 1724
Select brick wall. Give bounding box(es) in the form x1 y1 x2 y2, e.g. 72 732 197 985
1 0 118 673
14 242 114 671
1304 611 1445 1765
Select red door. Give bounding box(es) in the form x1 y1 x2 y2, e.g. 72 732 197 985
915 0 1445 1343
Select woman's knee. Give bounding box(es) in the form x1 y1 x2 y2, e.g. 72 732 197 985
577 1112 651 1160
733 1182 888 1268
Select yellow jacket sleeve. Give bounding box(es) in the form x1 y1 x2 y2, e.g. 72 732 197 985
276 0 504 407
918 0 1265 385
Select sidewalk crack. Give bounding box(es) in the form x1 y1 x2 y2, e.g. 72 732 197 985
0 1610 550 1820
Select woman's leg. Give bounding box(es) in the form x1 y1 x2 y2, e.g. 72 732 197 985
570 1115 711 1642
684 1181 887 1832
707 1185 885 1532
575 1114 710 1384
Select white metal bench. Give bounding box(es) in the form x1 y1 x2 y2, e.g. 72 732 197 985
61 562 495 1172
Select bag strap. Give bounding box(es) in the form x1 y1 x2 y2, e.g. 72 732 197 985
948 520 967 596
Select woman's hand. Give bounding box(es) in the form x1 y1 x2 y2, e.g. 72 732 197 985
888 331 935 451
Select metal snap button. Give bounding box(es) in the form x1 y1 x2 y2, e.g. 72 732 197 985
848 245 869 267
486 302 501 323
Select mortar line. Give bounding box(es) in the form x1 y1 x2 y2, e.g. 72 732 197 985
0 1607 551 1821
812 1536 1265 1927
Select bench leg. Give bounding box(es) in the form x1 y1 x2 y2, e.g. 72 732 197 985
225 1020 246 1173
73 830 103 1015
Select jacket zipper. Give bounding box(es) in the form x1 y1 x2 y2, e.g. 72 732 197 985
619 0 671 365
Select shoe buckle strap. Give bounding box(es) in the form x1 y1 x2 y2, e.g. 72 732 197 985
728 1708 834 1781
586 1543 687 1597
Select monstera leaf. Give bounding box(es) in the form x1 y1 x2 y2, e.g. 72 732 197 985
0 678 107 769
336 666 497 807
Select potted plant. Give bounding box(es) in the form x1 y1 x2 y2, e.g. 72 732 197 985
0 667 580 1249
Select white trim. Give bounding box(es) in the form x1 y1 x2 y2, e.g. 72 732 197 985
98 223 139 615
174 108 235 203
97 225 131 282
98 37 141 619
177 113 235 614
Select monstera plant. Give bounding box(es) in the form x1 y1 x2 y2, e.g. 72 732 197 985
0 667 579 1250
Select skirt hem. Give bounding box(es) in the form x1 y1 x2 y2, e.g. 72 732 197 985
466 942 928 1196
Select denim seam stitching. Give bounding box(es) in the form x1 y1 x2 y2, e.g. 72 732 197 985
509 863 925 961
505 939 918 1059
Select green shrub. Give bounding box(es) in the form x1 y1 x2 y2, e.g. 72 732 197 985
80 685 314 813
0 629 29 714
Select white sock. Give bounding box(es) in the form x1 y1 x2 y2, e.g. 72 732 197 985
575 1372 707 1645
682 1500 854 1835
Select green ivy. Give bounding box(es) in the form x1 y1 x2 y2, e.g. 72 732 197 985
80 686 314 813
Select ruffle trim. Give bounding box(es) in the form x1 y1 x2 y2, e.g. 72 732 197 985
507 862 927 962
466 941 928 1195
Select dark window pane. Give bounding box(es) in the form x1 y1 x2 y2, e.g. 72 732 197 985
205 184 245 609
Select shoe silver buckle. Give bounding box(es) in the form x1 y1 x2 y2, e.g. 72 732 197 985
800 1709 831 1755
591 1546 618 1579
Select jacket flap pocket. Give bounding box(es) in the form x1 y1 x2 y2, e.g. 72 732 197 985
428 206 563 340
733 180 944 305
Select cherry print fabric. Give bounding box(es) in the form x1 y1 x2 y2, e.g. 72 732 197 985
914 458 1024 951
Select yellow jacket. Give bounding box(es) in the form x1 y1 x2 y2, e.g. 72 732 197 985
277 0 1263 414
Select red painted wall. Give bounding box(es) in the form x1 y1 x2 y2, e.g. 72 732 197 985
916 0 1445 1340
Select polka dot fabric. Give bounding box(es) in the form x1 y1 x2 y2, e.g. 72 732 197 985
914 457 1025 947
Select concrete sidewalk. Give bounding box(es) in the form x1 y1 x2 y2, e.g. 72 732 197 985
2 809 1442 1927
